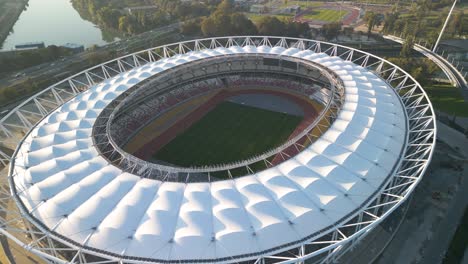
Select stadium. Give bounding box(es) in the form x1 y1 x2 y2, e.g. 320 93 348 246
0 36 436 264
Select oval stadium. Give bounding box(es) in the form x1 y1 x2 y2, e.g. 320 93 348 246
0 36 436 264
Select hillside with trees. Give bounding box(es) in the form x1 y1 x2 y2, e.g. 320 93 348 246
71 0 216 35
71 0 311 38
378 0 467 42
180 0 310 38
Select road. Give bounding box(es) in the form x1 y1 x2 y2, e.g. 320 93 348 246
437 121 468 158
419 122 468 263
375 121 468 264
384 35 468 101
0 23 180 90
420 183 468 263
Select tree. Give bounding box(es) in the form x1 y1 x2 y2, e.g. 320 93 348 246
199 0 255 37
343 27 354 38
410 66 424 81
363 11 382 35
383 12 399 34
212 12 233 35
2 87 19 100
151 10 170 28
136 12 147 28
256 16 286 36
449 11 464 36
410 2 418 14
71 0 218 35
402 21 412 38
174 3 191 19
118 16 129 33
230 13 257 35
47 45 60 59
391 3 399 13
215 0 234 15
201 17 218 36
400 36 414 58
180 18 203 36
87 1 96 16
285 21 310 38
117 15 137 34
416 0 431 20
387 58 438 85
97 7 120 28
321 22 342 41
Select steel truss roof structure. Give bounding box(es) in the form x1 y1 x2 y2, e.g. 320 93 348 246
0 36 435 264
95 54 344 181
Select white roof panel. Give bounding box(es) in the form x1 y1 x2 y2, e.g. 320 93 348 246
11 45 407 261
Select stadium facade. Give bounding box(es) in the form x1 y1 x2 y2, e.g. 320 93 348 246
0 36 436 264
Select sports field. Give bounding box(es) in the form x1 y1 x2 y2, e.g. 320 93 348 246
153 101 302 167
247 13 293 23
302 9 348 22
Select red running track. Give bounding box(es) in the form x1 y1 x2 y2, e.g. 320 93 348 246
134 88 318 164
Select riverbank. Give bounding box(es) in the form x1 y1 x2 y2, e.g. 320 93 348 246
0 0 28 49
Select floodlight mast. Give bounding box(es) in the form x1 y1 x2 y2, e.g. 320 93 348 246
433 0 458 52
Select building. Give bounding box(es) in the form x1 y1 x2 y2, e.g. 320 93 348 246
0 36 436 264
14 41 45 50
61 43 85 53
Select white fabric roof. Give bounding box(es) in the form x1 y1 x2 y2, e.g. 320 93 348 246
12 45 406 261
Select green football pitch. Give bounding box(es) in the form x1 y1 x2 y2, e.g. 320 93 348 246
302 9 348 22
153 101 302 167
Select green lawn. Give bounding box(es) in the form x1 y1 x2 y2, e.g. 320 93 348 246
247 13 293 23
424 84 468 117
301 9 348 22
443 206 468 264
153 101 302 168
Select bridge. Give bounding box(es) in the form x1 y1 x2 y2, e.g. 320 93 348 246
384 35 468 100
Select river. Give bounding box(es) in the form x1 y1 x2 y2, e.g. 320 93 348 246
1 0 119 50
